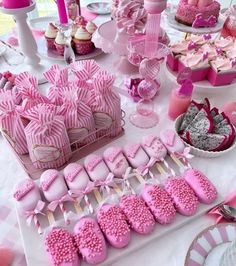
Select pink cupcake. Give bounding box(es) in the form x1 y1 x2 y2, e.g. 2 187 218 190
214 36 235 52
73 26 94 55
86 21 97 35
54 32 66 56
44 23 58 50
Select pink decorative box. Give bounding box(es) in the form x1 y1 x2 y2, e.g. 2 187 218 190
207 68 236 86
167 53 179 71
178 61 210 82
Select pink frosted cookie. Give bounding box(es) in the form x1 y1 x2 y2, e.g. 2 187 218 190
123 143 149 169
141 184 176 224
97 204 130 248
73 217 107 264
165 178 199 216
160 129 185 154
63 163 89 191
45 227 80 266
141 135 167 161
84 154 110 181
103 147 129 178
183 168 217 204
119 195 155 234
13 179 41 212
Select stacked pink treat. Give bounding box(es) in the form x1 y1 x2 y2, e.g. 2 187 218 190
167 35 236 86
13 130 218 265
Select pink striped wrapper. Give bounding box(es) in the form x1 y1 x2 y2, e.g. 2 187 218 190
59 85 96 146
43 65 69 106
24 104 72 169
88 70 122 137
0 90 28 154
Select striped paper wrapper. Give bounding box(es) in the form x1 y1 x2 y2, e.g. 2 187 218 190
220 238 236 266
88 70 122 137
0 91 28 154
59 86 96 146
24 104 72 169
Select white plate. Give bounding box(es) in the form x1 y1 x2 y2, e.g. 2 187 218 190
185 223 236 266
29 16 58 33
0 45 6 56
37 36 103 61
86 2 110 15
167 12 225 34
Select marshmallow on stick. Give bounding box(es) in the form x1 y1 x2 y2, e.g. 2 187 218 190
73 217 107 264
13 179 45 234
40 169 73 225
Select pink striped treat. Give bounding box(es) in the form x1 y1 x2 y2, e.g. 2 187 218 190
45 227 80 266
119 195 155 234
142 184 176 224
73 217 107 264
97 204 131 248
183 168 217 204
84 154 110 181
165 177 199 216
103 147 129 178
123 143 149 169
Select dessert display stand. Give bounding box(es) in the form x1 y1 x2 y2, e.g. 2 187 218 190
0 1 49 84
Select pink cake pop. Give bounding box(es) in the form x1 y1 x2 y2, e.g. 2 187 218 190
160 129 185 154
97 204 130 248
13 179 44 234
73 217 107 264
45 227 80 266
40 169 74 224
183 168 217 204
63 163 94 213
119 194 155 234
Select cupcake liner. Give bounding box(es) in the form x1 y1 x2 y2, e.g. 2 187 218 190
54 42 65 56
73 39 94 55
45 37 56 50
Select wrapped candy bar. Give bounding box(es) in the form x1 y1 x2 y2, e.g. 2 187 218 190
43 65 69 106
24 104 72 169
0 90 28 154
59 85 96 145
88 70 122 137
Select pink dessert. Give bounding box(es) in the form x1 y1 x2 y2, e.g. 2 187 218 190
141 135 167 161
141 184 176 224
160 129 185 154
73 217 107 264
222 102 236 126
97 204 130 248
175 0 220 27
123 143 149 169
119 195 155 234
64 163 89 191
165 177 199 216
45 227 80 266
84 154 110 181
183 168 217 204
103 146 129 178
13 179 41 212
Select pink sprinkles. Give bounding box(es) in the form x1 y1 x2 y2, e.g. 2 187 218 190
146 185 176 224
120 195 155 233
14 180 35 201
41 171 58 191
45 228 77 266
74 220 103 258
97 205 130 240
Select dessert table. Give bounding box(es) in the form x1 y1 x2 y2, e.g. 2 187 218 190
0 1 236 266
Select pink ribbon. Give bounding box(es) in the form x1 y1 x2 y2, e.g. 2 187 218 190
174 147 194 160
43 65 68 87
25 200 45 226
94 172 114 188
70 60 100 81
136 157 157 179
47 194 75 212
68 181 95 199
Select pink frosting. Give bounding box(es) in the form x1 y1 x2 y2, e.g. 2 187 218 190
200 43 218 60
214 37 235 51
180 51 209 68
13 179 35 201
104 147 122 163
64 165 83 182
41 171 58 191
124 144 141 158
211 57 236 72
161 130 175 147
143 134 157 147
85 156 103 172
170 40 191 55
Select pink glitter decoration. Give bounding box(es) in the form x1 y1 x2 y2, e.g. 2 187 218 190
192 14 217 28
45 228 78 266
120 195 155 234
104 147 122 163
187 41 196 50
165 178 199 216
97 205 130 240
41 172 58 191
86 156 103 172
125 144 141 159
13 180 35 201
65 165 83 182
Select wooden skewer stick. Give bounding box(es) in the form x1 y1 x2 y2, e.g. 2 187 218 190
47 210 56 226
156 162 167 175
170 154 185 168
74 201 83 214
93 189 103 204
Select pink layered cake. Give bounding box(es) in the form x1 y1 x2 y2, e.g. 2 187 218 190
97 204 130 248
119 195 155 235
175 0 220 27
183 168 217 204
45 227 80 266
73 217 107 264
165 177 199 216
142 184 176 224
